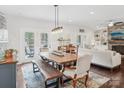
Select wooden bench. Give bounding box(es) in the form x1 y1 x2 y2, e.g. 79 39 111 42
31 60 63 88
40 55 55 67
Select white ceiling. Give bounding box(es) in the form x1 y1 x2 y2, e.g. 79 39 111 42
0 5 124 30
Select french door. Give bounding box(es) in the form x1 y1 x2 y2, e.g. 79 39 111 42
20 29 48 62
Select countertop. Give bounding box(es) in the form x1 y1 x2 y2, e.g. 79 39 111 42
0 60 17 65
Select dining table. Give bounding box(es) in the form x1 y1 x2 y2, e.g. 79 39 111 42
39 52 78 70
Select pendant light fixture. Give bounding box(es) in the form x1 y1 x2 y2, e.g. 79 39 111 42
52 5 63 33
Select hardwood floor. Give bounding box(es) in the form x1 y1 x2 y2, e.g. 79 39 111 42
91 60 124 88
16 64 26 88
17 60 124 88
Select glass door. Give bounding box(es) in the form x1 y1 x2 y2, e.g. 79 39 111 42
20 30 35 62
20 30 49 62
24 32 35 59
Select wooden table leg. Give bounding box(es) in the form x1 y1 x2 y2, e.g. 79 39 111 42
45 81 47 88
56 78 60 88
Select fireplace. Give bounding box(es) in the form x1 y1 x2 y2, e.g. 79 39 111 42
112 45 124 55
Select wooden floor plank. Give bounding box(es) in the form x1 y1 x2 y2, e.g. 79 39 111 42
16 64 26 88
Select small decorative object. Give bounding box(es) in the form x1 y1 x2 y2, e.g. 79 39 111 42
51 50 64 57
4 49 17 62
103 42 107 45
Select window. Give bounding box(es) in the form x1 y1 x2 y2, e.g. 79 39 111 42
0 29 8 51
39 33 48 52
0 12 8 50
0 29 8 42
24 32 34 58
40 33 48 48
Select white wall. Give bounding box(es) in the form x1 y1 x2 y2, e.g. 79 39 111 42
6 14 94 62
6 15 51 62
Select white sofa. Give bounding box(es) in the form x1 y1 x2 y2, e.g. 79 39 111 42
78 48 121 69
92 50 121 69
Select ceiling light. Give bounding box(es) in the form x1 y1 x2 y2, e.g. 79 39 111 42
52 5 63 34
90 11 94 14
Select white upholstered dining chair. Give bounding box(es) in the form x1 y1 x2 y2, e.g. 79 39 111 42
62 55 92 88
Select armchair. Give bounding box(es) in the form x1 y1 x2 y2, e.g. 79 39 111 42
62 55 92 88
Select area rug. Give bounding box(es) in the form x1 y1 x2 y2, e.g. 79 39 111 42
63 72 110 88
18 63 110 88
